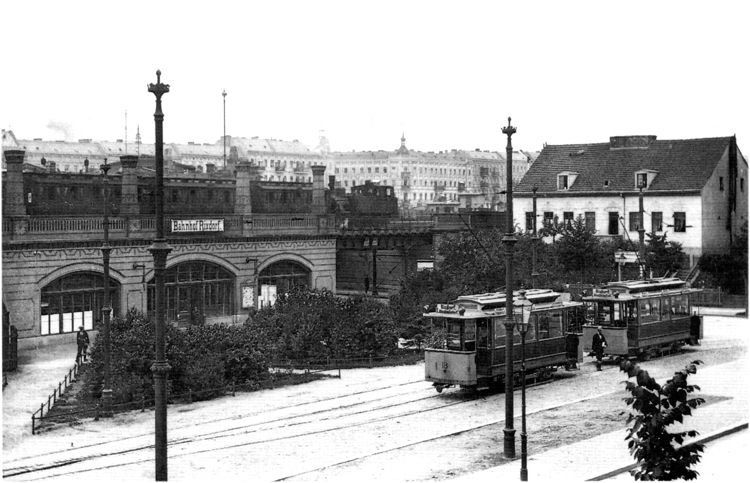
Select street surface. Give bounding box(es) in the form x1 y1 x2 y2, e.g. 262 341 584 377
2 316 747 482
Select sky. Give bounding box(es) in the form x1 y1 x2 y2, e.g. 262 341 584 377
1 0 748 155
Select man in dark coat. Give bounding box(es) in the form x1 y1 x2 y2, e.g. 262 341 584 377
592 326 607 371
76 326 90 363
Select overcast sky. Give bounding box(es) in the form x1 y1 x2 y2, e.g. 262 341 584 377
1 0 748 155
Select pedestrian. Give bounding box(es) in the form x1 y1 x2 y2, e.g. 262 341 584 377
592 326 607 371
76 326 90 363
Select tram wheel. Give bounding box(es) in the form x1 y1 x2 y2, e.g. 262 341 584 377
435 384 443 393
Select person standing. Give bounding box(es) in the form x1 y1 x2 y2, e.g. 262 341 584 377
592 326 607 371
76 326 90 363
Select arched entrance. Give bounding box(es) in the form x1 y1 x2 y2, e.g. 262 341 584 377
257 260 311 307
40 272 120 335
148 261 235 324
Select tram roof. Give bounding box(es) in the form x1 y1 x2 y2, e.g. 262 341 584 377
423 289 582 318
583 277 701 301
453 288 562 306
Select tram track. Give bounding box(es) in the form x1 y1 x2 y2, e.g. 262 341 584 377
2 374 564 480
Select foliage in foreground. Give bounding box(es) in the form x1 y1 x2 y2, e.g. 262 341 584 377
87 309 268 403
619 359 706 480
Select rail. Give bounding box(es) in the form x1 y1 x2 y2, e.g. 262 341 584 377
31 360 82 435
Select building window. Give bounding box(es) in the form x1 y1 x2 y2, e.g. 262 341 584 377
629 212 641 231
584 212 596 231
41 272 120 335
563 211 574 226
525 212 534 232
673 212 686 232
635 173 648 189
343 168 348 173
608 212 619 235
719 176 724 191
543 211 554 224
652 212 663 232
558 175 568 190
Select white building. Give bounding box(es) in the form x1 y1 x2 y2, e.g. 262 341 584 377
514 135 748 266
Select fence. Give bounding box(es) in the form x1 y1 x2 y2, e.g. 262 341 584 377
692 288 748 309
30 351 424 434
31 361 82 434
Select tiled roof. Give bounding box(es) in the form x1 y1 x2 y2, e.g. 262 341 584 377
516 136 735 194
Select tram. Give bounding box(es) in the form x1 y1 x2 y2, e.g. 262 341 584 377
423 289 584 392
581 277 703 360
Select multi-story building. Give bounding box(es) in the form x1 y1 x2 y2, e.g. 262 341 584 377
325 134 533 213
515 135 748 266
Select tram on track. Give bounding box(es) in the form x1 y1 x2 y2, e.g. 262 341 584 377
423 289 584 392
581 277 703 361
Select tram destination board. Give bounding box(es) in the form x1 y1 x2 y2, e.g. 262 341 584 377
170 219 225 233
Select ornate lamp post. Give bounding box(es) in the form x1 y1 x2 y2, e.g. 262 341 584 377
514 290 533 481
531 186 539 289
100 158 113 417
502 116 517 458
148 70 172 482
222 89 227 169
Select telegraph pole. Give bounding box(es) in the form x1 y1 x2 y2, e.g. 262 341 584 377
148 70 171 481
501 116 517 459
638 186 646 279
531 186 539 289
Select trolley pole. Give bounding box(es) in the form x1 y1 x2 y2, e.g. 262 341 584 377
531 186 539 289
148 70 172 482
638 187 646 279
502 117 517 459
222 89 227 170
100 158 113 418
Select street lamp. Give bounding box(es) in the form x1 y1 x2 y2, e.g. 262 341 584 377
148 69 171 482
514 290 533 482
502 116 518 458
100 158 112 418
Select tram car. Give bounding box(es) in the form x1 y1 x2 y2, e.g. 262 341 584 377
581 277 702 361
423 289 584 392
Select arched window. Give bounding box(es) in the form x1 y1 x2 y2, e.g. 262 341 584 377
257 260 310 308
41 272 120 335
147 261 234 325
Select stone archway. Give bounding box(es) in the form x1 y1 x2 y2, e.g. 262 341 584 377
257 260 311 308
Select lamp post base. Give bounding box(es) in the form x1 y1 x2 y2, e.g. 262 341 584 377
100 388 113 418
503 427 516 458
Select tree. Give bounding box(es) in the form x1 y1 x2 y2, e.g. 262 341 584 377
555 215 602 284
619 359 706 480
645 232 685 278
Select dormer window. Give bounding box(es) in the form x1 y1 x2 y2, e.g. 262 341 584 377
557 171 578 190
634 169 658 189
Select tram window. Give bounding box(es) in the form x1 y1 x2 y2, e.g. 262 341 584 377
597 303 613 325
549 311 563 338
673 295 689 315
465 322 476 351
538 314 550 339
447 321 462 350
639 298 660 323
524 315 536 341
660 297 672 320
493 317 505 348
612 303 622 326
584 302 596 324
477 318 489 348
623 301 637 324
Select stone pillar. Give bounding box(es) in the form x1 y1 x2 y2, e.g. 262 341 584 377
2 150 27 217
234 161 255 216
120 155 139 216
311 165 327 214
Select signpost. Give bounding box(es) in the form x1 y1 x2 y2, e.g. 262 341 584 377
615 250 639 281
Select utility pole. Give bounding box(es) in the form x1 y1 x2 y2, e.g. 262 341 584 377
148 70 171 482
531 186 539 289
501 116 517 459
638 186 646 279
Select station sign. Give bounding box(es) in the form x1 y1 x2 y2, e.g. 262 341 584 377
614 250 639 264
170 219 225 233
